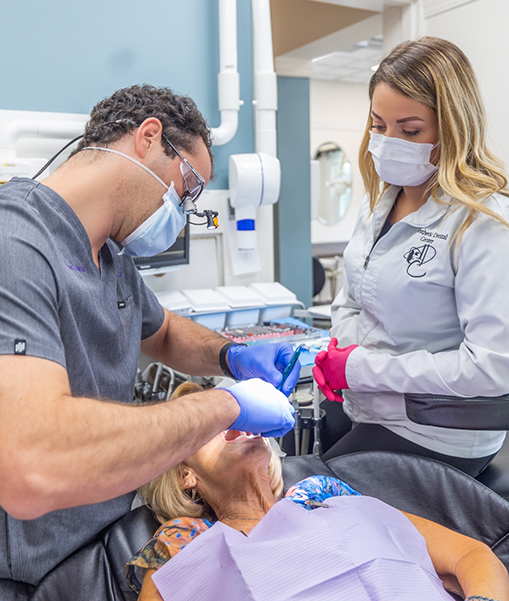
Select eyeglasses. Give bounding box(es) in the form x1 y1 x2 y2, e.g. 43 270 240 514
162 134 205 214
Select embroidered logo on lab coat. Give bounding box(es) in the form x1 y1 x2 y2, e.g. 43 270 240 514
403 244 437 278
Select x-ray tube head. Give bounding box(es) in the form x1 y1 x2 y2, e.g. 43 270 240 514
228 152 280 209
228 152 280 252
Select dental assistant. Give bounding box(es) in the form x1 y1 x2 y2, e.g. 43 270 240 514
0 85 298 597
313 37 509 476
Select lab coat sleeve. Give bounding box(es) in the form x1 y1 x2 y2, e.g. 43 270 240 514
330 278 362 347
346 208 509 397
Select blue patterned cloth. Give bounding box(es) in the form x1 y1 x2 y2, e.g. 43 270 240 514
285 475 361 508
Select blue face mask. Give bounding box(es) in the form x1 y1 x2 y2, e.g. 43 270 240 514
81 146 187 257
120 182 186 257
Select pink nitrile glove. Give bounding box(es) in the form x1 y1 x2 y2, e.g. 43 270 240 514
313 364 343 402
313 339 359 402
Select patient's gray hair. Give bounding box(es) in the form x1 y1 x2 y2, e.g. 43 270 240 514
140 381 284 525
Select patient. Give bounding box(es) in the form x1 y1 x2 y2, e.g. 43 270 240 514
127 382 509 601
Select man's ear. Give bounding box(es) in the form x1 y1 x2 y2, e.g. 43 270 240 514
133 118 164 158
179 467 198 491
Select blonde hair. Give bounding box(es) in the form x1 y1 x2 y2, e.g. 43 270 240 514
140 381 284 525
359 36 509 246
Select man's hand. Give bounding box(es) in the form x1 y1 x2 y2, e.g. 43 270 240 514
313 338 358 402
224 378 295 437
227 343 301 396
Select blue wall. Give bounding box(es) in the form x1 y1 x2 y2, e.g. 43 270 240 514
0 0 254 189
275 76 312 308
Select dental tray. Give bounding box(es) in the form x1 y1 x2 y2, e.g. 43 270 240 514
219 320 323 346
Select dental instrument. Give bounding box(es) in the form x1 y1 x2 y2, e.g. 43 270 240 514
277 345 302 392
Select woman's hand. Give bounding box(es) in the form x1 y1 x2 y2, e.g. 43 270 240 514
313 338 358 402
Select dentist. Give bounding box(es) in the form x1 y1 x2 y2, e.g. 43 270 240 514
0 84 298 596
313 37 509 476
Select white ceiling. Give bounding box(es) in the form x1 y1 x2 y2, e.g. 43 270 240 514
311 35 383 83
274 10 384 84
275 0 479 81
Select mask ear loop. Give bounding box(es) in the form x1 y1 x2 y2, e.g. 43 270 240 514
81 146 170 190
430 140 441 167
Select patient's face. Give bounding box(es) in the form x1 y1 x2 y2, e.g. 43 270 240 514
184 429 272 488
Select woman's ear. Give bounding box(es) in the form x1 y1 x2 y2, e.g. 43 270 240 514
179 467 197 491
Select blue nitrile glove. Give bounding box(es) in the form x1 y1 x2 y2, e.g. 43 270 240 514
224 378 296 438
227 343 302 396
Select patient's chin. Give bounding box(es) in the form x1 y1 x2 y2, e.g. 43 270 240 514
221 434 271 466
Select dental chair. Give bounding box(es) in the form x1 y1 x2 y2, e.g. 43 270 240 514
29 441 509 600
26 393 509 600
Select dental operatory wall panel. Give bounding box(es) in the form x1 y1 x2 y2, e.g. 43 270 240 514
310 79 369 245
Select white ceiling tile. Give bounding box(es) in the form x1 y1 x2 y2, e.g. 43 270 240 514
341 72 373 83
313 72 339 80
354 58 382 70
309 35 382 84
350 47 379 59
314 64 358 77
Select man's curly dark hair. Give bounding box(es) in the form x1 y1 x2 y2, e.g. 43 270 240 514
73 84 214 175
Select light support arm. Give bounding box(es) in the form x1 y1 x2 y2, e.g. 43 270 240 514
252 0 278 157
211 0 241 146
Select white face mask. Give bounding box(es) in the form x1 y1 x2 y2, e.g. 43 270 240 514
82 146 186 257
368 131 439 187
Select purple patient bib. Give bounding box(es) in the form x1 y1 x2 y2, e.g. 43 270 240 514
152 496 452 600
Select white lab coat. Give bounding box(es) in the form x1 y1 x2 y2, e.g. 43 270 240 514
331 185 509 458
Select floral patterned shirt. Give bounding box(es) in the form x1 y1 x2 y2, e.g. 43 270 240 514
126 475 360 593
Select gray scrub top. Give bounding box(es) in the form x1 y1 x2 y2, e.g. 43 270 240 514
0 178 165 585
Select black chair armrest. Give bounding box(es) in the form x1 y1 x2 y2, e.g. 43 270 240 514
404 393 509 430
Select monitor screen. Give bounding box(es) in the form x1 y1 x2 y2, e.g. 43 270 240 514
133 224 189 275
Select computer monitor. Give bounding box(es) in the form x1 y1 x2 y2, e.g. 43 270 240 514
133 224 189 275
